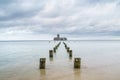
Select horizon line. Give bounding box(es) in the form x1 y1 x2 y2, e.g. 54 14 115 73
1 39 120 42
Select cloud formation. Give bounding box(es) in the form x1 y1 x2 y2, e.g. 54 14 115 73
0 0 120 40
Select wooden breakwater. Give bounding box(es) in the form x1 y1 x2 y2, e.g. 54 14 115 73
39 42 81 69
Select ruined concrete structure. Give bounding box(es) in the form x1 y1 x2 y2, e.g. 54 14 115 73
54 34 67 41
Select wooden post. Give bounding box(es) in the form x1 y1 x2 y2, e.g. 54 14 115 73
69 50 72 57
53 48 56 53
67 47 70 52
39 58 46 69
65 45 67 49
49 50 53 57
74 58 81 69
55 46 58 49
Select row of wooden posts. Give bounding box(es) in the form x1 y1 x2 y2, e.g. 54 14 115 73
49 42 61 57
63 42 72 57
39 42 81 69
63 42 81 69
39 42 61 69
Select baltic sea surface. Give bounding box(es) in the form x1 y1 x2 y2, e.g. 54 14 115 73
0 40 120 80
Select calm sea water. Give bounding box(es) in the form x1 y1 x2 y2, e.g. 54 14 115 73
0 40 120 80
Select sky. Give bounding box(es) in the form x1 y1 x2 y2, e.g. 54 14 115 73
0 0 120 40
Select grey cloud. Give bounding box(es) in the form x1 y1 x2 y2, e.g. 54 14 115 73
0 9 40 21
0 0 15 6
0 0 120 40
0 0 46 21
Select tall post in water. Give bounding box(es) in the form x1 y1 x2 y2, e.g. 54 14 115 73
53 47 56 53
49 50 53 57
67 47 70 52
39 58 46 69
74 58 81 69
69 50 72 57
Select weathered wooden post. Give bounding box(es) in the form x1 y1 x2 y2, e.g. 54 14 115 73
67 47 70 52
64 43 67 47
53 48 56 53
74 58 81 69
49 50 53 57
39 58 46 69
69 50 72 57
55 45 58 49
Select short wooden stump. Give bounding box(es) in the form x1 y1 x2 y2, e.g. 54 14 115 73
74 58 81 69
39 58 46 69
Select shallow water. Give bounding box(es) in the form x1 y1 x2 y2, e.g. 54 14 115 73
0 40 120 80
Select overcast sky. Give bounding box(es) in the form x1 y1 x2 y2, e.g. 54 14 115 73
0 0 120 40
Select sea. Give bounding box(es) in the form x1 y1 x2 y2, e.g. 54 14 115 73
0 40 120 80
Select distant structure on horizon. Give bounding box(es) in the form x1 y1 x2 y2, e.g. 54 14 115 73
54 34 67 41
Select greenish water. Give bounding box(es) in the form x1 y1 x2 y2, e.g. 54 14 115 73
0 40 120 80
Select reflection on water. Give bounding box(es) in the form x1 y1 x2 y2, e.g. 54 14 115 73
49 57 53 62
0 40 120 80
69 56 72 60
40 69 46 76
74 69 81 80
